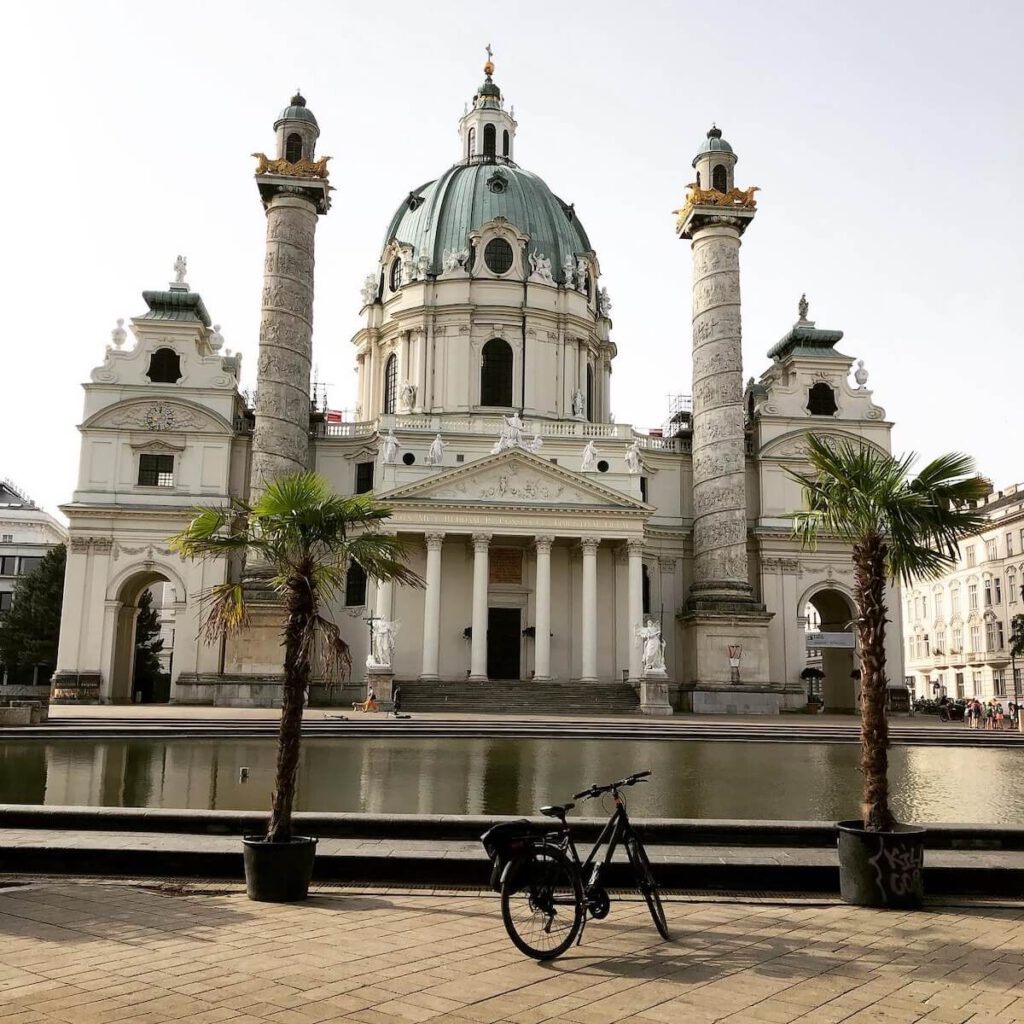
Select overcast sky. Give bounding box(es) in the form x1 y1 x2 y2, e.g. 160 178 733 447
2 0 1021 519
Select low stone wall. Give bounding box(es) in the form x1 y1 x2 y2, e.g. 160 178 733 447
174 673 362 708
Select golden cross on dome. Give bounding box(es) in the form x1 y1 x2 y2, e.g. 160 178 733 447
484 43 495 76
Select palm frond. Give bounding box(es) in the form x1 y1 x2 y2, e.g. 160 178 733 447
195 582 249 642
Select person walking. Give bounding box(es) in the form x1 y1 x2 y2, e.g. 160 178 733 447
390 682 402 719
353 685 378 713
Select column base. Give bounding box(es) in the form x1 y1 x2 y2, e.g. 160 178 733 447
468 674 489 682
533 674 551 682
418 673 440 682
677 606 775 692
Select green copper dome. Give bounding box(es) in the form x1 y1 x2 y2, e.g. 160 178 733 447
381 161 592 282
275 92 318 130
695 125 733 156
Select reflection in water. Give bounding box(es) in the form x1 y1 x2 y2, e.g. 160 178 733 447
1 738 1022 823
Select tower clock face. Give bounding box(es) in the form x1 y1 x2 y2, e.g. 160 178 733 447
144 404 176 431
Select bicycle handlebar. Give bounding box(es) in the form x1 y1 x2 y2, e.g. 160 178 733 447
573 769 652 800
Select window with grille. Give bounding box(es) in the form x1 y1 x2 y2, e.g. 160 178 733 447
138 454 174 487
285 133 303 163
147 348 182 384
355 462 374 494
480 338 513 407
483 237 514 275
382 355 397 414
345 563 367 607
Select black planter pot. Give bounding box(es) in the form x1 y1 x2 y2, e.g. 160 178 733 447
242 835 318 902
836 820 925 908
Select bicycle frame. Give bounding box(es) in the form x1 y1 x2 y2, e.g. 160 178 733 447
552 789 634 892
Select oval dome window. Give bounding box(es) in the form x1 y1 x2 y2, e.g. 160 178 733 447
484 237 514 275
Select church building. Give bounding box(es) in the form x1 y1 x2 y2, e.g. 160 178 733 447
51 58 904 713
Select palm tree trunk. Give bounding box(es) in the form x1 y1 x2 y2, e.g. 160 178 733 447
853 533 894 832
267 572 314 843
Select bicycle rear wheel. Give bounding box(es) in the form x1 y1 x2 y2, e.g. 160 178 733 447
626 835 669 940
500 846 583 960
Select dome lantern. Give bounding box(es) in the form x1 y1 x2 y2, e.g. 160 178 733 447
692 124 737 194
273 89 320 165
458 45 517 164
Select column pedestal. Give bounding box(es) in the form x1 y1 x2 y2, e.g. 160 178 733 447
640 669 674 716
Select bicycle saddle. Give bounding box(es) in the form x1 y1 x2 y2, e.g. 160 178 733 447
539 802 575 819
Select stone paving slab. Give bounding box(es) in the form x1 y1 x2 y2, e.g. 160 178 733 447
2 880 1024 1022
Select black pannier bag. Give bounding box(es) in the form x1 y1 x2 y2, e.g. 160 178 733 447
480 820 550 892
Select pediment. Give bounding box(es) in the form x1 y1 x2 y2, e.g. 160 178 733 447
383 449 649 511
760 429 888 460
84 399 232 434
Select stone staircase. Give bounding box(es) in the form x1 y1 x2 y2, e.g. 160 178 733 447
395 678 641 715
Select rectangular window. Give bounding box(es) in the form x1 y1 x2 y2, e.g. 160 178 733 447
922 596 928 620
972 670 983 693
18 557 42 576
995 578 1002 604
985 580 993 607
1008 533 1015 557
639 477 648 503
0 534 11 543
987 621 997 651
1010 575 1018 604
987 539 999 561
997 621 1005 649
0 592 12 615
966 545 976 568
935 629 945 653
956 673 965 699
344 563 367 607
951 587 961 616
935 592 944 619
1015 667 1022 692
355 462 374 494
970 624 981 652
995 670 1006 697
0 557 17 576
138 454 175 487
952 626 962 651
969 583 978 610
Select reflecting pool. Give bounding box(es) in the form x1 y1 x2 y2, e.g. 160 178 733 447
1 737 1020 823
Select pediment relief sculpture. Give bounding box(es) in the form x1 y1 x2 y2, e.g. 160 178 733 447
88 400 225 434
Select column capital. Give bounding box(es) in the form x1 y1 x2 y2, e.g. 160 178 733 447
626 538 645 557
471 532 492 553
579 537 600 555
425 532 445 551
534 535 555 554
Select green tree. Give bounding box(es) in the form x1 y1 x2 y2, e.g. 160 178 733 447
0 544 66 683
1011 614 1024 659
170 472 421 843
791 438 987 831
131 588 165 699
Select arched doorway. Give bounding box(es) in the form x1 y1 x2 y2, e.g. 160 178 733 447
802 587 858 712
109 570 176 704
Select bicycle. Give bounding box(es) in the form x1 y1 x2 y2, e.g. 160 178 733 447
480 769 669 961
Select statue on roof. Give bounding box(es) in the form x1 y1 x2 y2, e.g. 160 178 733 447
580 440 599 472
173 255 188 286
110 318 126 350
426 432 448 466
798 293 809 321
625 439 643 475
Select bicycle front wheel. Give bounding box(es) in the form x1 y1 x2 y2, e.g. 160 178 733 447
500 846 583 960
626 836 669 940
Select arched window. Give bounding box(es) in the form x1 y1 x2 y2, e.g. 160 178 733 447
807 383 838 416
388 258 402 292
147 348 182 383
467 127 476 159
585 364 594 423
502 129 510 157
382 354 397 414
345 562 367 607
642 565 651 615
712 164 728 193
480 338 513 407
285 133 303 163
484 123 496 158
696 170 701 188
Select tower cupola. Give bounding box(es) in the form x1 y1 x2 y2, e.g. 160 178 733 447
458 46 517 164
692 124 737 193
274 90 320 164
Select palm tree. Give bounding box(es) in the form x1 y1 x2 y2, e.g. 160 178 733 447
171 472 421 843
791 436 987 832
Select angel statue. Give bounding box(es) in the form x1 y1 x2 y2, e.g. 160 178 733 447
529 249 553 283
380 428 399 465
598 287 612 317
561 254 576 289
634 619 666 675
368 618 399 669
426 432 448 466
624 439 642 475
580 439 599 472
527 434 544 454
173 255 188 285
491 411 527 454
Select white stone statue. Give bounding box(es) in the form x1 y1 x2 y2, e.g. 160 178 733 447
598 287 612 317
442 247 469 273
635 619 666 674
367 618 399 668
576 257 589 292
625 439 642 475
380 428 399 465
561 255 576 289
173 255 188 285
400 380 417 410
529 249 553 284
571 388 585 419
417 254 431 280
426 432 448 466
401 250 416 283
111 318 126 350
360 274 378 306
580 440 599 472
491 412 528 454
208 324 224 352
854 359 869 388
528 434 543 454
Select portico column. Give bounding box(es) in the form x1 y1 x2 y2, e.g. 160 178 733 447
375 577 393 621
580 537 600 682
534 536 554 681
469 533 491 681
627 539 644 682
420 533 444 680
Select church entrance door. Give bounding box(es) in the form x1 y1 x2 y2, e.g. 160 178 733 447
487 607 521 680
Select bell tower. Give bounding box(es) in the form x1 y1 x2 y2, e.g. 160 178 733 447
458 46 517 163
249 92 331 494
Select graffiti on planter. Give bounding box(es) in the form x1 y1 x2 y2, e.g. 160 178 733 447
868 840 923 901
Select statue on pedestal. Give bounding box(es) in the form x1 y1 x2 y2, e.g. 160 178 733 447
367 619 399 669
426 432 448 466
580 440 599 472
635 619 666 675
491 412 527 454
625 439 643 475
380 428 399 465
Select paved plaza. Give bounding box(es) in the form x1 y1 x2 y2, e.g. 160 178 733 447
2 881 1024 1023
